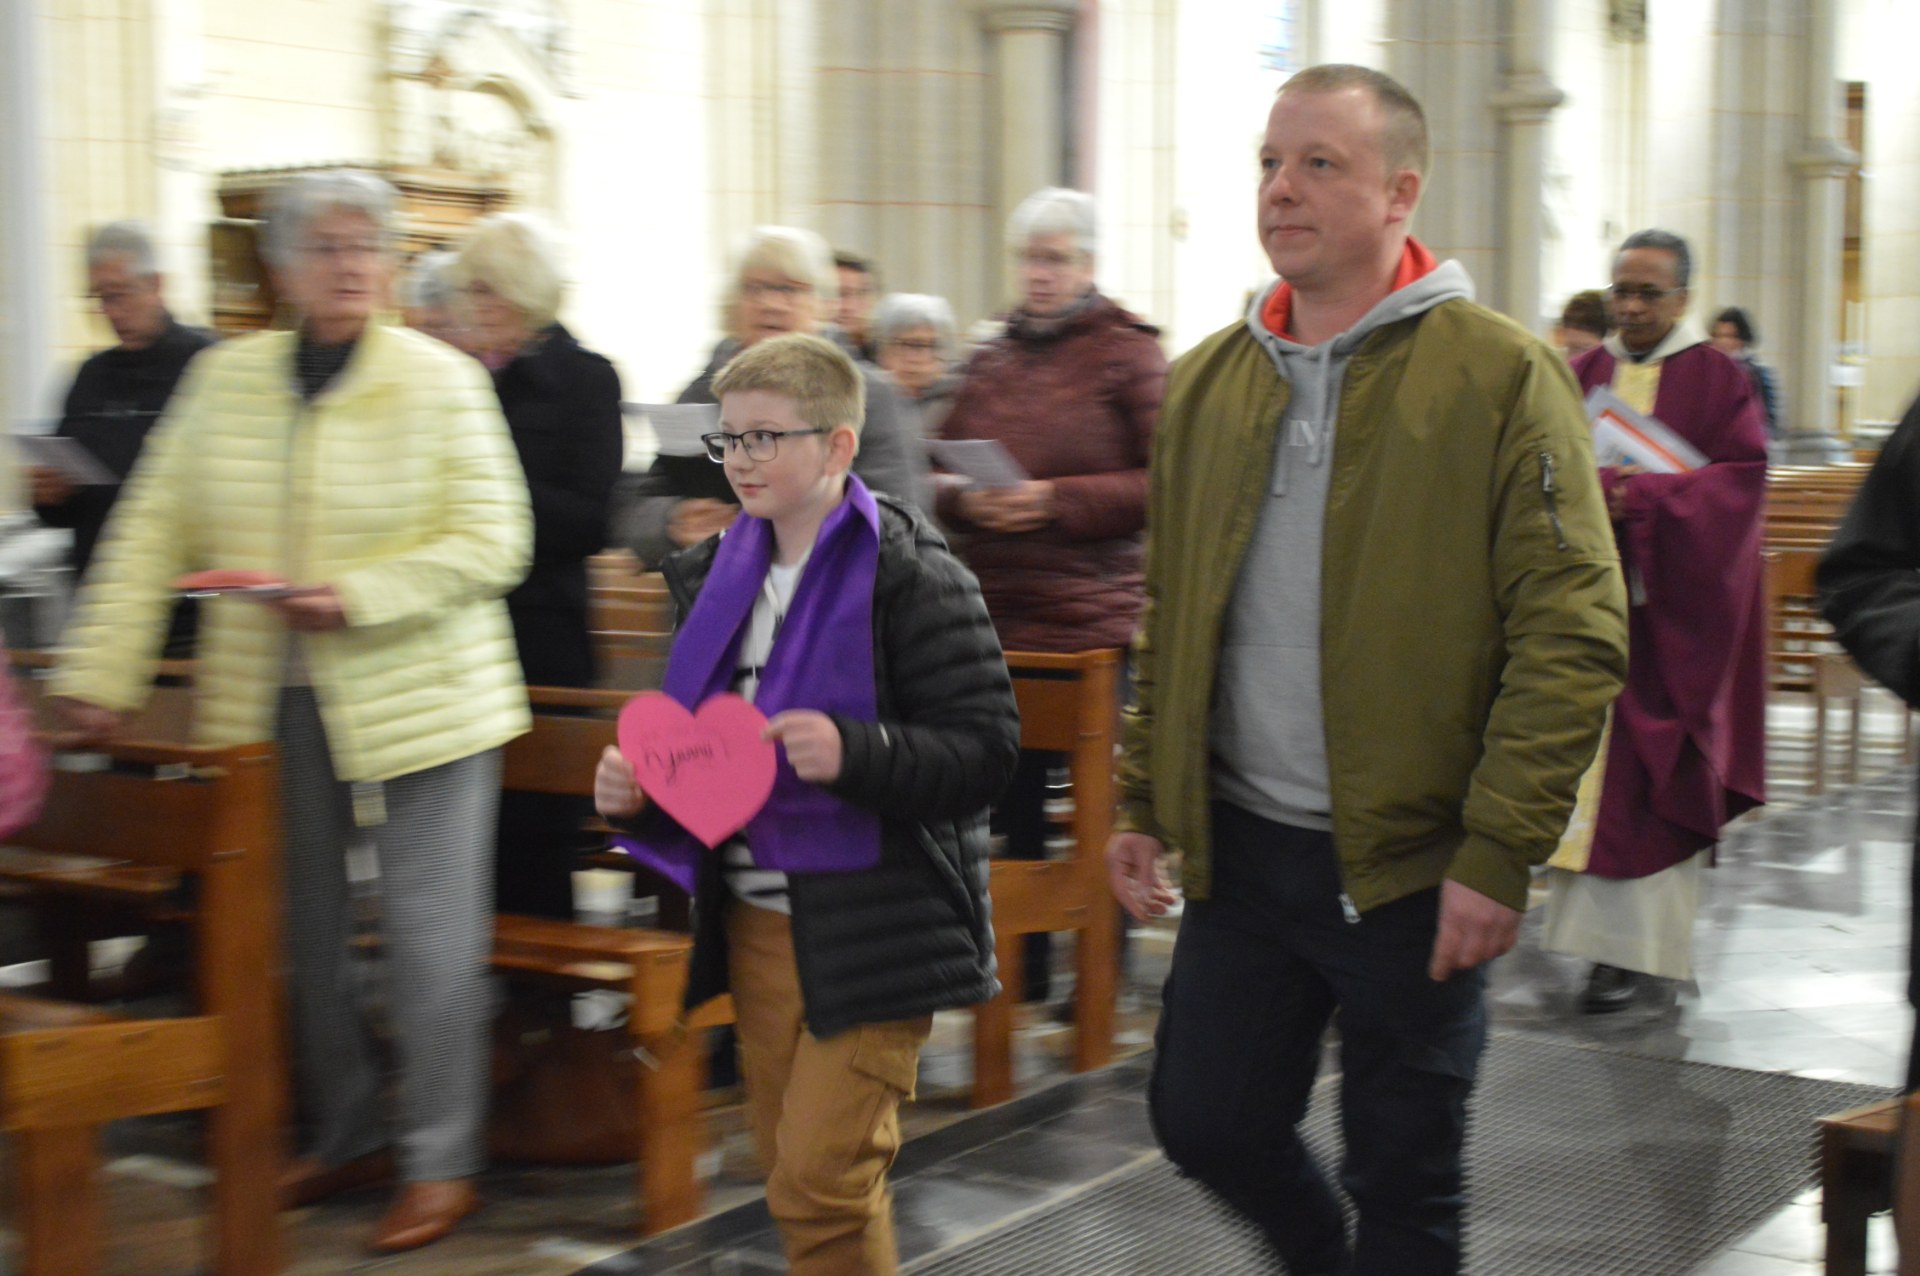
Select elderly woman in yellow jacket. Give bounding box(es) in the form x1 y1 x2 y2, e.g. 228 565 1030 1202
50 170 531 1254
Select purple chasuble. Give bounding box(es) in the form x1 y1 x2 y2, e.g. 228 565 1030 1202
615 477 884 892
1571 341 1768 879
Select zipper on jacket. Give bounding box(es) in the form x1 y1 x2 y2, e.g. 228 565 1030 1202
1539 450 1569 551
1338 892 1361 925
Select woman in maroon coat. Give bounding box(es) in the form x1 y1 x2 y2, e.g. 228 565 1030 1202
935 186 1166 1000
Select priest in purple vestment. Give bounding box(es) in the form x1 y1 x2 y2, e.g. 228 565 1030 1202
1544 229 1769 1013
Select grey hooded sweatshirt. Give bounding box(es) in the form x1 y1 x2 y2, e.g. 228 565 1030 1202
1210 260 1476 831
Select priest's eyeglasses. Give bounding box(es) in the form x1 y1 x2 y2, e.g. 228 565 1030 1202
701 428 828 462
1608 284 1682 303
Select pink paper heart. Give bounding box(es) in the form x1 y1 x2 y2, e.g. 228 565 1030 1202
618 692 777 850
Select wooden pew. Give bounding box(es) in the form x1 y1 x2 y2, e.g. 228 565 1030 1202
1765 547 1874 792
1898 1090 1920 1276
1820 1096 1902 1276
491 686 734 1236
971 648 1121 1109
592 629 672 693
0 739 286 1276
6 653 198 1001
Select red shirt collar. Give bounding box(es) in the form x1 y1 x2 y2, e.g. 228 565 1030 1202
1259 237 1439 340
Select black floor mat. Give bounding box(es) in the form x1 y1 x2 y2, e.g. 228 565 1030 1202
906 1032 1891 1275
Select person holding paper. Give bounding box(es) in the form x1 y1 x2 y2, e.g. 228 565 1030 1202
32 221 214 653
48 171 531 1253
1545 229 1769 1013
933 186 1165 1003
595 334 1018 1274
610 226 927 567
1107 67 1625 1274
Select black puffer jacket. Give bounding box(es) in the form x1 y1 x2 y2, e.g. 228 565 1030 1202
1820 393 1920 703
658 494 1020 1037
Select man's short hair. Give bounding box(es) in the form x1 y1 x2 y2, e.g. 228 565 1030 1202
1616 228 1692 288
85 221 159 278
834 251 877 283
1560 289 1609 338
712 333 866 437
1280 63 1429 182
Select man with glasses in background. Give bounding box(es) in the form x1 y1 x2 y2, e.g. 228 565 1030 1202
31 222 214 653
1544 228 1770 1013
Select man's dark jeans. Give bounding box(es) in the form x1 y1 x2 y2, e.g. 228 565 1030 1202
1148 803 1488 1275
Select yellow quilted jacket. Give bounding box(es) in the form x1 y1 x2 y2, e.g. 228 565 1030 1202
52 323 533 783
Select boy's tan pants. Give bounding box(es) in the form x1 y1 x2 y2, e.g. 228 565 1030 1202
727 899 934 1275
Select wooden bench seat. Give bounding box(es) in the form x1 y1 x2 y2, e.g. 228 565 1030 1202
1820 1096 1902 1276
972 648 1122 1108
0 990 230 1276
0 737 286 1276
491 688 735 1235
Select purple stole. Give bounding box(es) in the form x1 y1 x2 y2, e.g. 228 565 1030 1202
615 477 884 892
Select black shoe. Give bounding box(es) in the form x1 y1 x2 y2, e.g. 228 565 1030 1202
1581 963 1644 1014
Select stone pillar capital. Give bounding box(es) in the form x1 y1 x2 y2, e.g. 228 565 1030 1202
977 0 1076 36
1490 74 1567 124
1791 136 1860 179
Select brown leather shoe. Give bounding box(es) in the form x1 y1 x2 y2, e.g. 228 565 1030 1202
368 1179 479 1254
279 1150 394 1209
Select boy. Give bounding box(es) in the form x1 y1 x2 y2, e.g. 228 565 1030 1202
594 333 1019 1275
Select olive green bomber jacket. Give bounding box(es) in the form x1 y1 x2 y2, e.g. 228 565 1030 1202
1116 299 1628 914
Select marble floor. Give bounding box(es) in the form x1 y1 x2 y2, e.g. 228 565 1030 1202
0 695 1911 1273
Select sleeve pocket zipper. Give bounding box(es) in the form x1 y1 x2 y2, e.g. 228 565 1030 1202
1539 450 1569 551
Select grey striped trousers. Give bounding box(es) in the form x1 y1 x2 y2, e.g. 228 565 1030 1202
276 686 500 1182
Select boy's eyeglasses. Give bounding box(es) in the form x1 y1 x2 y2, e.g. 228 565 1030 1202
701 428 827 463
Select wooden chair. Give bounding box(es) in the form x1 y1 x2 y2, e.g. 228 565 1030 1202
971 648 1121 1109
0 739 286 1276
491 686 735 1235
1820 1096 1903 1276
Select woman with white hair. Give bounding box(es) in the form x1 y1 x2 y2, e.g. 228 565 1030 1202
48 170 531 1253
398 249 471 355
872 292 963 440
612 225 926 565
936 186 1165 1004
449 213 623 919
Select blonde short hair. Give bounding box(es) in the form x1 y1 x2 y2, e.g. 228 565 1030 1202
1280 64 1429 183
720 226 838 331
449 213 566 328
711 333 866 437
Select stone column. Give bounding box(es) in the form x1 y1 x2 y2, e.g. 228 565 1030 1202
979 0 1077 294
1490 0 1565 330
1 0 50 509
1789 0 1857 441
1384 0 1500 297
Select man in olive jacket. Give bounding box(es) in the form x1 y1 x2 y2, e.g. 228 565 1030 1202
1106 66 1627 1275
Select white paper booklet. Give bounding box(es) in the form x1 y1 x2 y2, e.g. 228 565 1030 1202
13 434 118 486
1584 386 1707 474
642 403 721 458
926 438 1031 489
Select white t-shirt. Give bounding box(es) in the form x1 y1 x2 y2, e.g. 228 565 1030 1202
722 556 806 913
